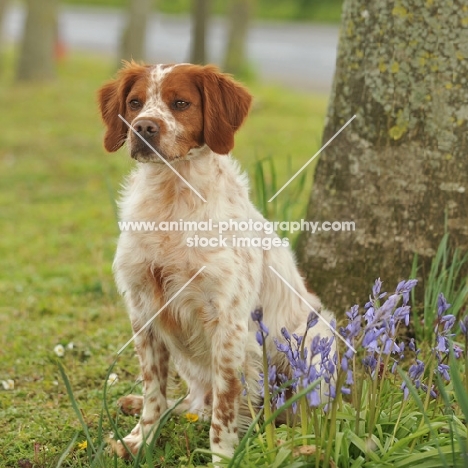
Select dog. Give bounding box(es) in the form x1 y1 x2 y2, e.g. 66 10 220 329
98 61 335 463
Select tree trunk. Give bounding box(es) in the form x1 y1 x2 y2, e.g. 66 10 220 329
190 0 210 64
16 0 58 81
0 0 9 73
119 0 152 63
223 0 252 75
296 0 468 313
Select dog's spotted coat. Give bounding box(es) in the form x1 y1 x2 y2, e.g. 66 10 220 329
98 62 335 463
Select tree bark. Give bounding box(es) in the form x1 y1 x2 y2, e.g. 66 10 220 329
16 0 58 81
223 0 252 75
190 0 210 64
0 0 9 74
119 0 152 63
296 0 468 313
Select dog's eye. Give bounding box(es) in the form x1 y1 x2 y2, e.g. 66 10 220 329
172 100 190 110
128 99 142 110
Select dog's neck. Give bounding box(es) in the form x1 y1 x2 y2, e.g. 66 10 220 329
128 148 250 219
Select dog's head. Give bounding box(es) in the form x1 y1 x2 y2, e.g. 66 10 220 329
97 62 252 162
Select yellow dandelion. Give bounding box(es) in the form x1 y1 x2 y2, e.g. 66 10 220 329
185 413 199 423
77 440 87 450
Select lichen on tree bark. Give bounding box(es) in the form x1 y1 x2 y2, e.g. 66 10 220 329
296 0 468 312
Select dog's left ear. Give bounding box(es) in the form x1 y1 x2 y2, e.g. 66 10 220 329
199 66 252 155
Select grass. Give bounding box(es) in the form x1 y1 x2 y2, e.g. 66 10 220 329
0 51 328 466
62 0 344 24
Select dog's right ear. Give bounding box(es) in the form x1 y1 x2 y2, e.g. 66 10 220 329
98 79 127 152
97 61 149 152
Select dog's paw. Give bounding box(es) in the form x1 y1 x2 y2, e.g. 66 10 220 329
117 394 143 416
107 432 141 460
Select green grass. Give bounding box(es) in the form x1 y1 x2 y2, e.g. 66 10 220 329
62 0 343 24
0 52 327 466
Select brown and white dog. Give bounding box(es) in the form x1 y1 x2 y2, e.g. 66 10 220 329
98 62 334 463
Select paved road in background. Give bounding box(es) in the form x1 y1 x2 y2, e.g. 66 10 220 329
3 5 339 93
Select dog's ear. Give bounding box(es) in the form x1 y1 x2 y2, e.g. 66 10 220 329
97 61 149 152
199 66 252 155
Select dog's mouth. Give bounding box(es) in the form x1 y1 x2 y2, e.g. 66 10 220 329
130 142 206 164
130 147 190 164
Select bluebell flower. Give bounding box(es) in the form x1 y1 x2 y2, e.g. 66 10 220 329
363 355 377 375
259 320 269 336
252 307 269 345
281 327 291 342
307 389 321 407
372 278 383 297
341 356 348 372
408 359 425 381
251 307 264 323
379 294 400 318
438 364 450 381
364 306 375 324
362 328 384 352
395 279 418 305
393 305 410 326
307 311 319 330
256 330 265 346
441 314 456 332
437 293 451 317
292 333 303 346
460 317 468 336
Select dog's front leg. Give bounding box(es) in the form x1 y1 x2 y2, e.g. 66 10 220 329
111 325 170 459
210 321 248 464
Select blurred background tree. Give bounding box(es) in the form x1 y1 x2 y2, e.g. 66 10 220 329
16 0 59 81
296 0 468 311
119 0 153 63
190 0 210 64
223 0 253 76
0 0 8 74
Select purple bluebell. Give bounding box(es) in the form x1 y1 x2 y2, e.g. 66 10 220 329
373 278 383 297
251 307 264 323
437 293 451 317
307 311 319 330
460 316 468 337
438 364 450 381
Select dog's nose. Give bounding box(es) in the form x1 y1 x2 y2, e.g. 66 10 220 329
134 119 159 139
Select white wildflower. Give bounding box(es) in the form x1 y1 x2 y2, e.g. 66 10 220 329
1 379 14 390
54 344 65 357
107 373 118 386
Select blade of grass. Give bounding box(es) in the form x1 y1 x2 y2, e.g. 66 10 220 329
56 359 96 452
396 367 448 467
56 431 79 468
